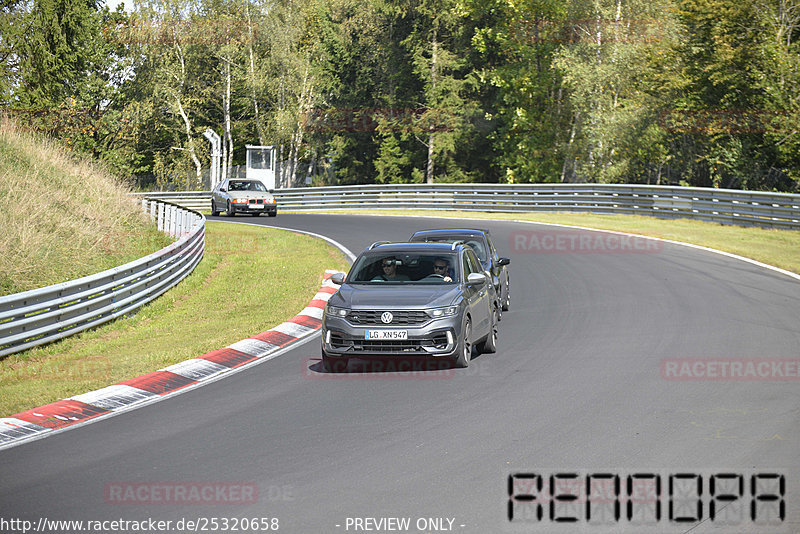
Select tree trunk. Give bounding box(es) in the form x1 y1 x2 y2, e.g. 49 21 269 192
426 24 438 184
174 95 202 184
246 3 264 145
225 58 233 179
561 111 579 183
171 43 201 184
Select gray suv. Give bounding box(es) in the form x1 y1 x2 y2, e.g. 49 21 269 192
321 242 499 373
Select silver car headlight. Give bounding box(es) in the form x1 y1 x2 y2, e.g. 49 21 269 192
426 306 459 318
326 305 349 318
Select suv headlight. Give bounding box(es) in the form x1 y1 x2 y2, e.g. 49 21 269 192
426 306 459 318
326 305 349 318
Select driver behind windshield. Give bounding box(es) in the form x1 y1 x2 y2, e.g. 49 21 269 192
432 257 453 282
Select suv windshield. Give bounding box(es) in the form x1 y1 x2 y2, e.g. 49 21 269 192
349 253 458 284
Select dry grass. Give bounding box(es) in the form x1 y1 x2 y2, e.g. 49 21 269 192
0 119 172 295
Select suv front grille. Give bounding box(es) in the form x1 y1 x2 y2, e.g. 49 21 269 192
355 339 422 352
328 332 450 353
346 310 429 326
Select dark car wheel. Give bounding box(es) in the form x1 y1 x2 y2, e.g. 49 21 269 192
452 317 472 368
477 305 498 354
210 200 220 216
268 210 277 217
322 349 348 373
502 281 510 311
226 201 235 217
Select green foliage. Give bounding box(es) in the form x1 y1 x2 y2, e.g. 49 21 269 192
0 0 797 191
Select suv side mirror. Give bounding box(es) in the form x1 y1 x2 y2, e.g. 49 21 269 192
466 272 486 285
497 257 510 266
330 272 346 285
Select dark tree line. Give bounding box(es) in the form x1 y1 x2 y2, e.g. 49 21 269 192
2 0 798 190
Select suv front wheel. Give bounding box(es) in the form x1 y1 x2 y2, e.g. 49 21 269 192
452 317 472 368
477 305 498 354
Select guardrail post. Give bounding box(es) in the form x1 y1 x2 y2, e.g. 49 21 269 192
157 203 164 232
163 203 169 233
168 205 176 238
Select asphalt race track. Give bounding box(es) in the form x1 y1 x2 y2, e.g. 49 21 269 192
1 213 798 533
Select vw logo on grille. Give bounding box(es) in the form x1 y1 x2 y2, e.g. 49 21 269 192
381 312 393 324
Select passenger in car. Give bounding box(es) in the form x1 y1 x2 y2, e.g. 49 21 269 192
373 257 409 281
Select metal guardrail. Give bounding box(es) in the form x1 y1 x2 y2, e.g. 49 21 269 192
134 184 800 230
0 200 205 357
131 191 212 212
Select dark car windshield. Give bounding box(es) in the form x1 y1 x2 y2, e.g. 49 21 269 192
413 236 488 263
349 253 458 284
229 181 267 192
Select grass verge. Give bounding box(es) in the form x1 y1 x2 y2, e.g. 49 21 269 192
0 120 173 296
0 221 350 417
283 209 800 276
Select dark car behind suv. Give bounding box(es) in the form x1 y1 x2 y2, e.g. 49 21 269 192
409 228 511 311
321 242 500 372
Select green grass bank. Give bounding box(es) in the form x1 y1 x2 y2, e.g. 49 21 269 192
0 121 172 296
0 221 350 416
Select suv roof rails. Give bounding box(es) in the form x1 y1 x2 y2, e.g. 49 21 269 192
368 241 393 250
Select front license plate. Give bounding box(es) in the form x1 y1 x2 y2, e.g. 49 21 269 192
248 204 263 209
365 330 408 340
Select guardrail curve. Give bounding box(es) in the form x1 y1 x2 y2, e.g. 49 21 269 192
132 183 800 230
0 200 205 357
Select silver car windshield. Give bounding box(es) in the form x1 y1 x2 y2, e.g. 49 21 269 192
349 253 458 284
228 181 267 192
